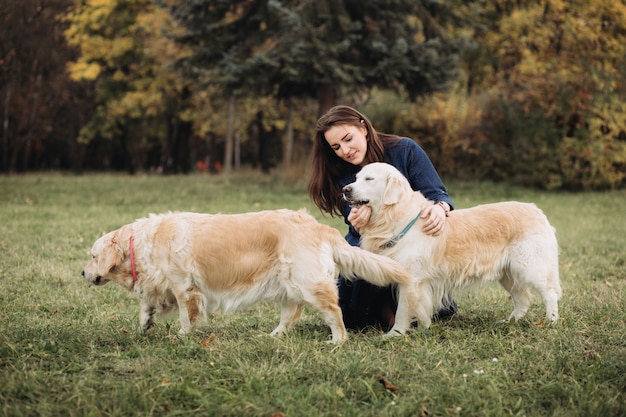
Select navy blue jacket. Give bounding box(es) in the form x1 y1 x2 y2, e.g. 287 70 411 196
337 138 454 247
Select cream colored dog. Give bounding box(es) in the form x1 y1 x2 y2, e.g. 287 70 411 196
81 209 411 343
343 162 562 337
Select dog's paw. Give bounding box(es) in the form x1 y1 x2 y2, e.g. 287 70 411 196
139 318 155 333
328 335 348 344
383 328 405 338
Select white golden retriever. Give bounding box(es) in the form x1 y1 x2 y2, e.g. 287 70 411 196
343 162 562 336
81 209 411 343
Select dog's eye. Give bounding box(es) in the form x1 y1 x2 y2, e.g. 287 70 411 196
365 176 374 181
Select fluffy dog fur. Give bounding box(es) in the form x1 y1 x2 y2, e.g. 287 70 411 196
81 209 411 343
343 162 562 336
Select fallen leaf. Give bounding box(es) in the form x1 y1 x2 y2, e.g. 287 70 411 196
533 321 545 327
120 328 128 334
377 375 401 391
269 413 285 417
419 403 430 417
200 333 216 349
604 280 613 288
162 378 170 385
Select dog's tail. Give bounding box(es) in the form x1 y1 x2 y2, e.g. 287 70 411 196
330 233 411 287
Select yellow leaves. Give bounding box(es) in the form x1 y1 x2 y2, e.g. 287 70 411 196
108 36 135 62
88 0 118 9
109 90 165 118
83 0 117 32
64 0 118 41
67 61 102 81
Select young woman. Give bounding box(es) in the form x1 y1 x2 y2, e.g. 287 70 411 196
308 105 457 330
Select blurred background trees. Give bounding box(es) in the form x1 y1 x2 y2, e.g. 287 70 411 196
1 0 624 189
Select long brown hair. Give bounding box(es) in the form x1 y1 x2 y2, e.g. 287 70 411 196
308 105 401 216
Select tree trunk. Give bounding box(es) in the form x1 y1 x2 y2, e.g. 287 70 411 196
256 111 271 174
317 84 337 118
283 103 294 171
223 95 235 173
234 131 241 170
9 58 43 173
171 118 193 174
23 73 42 171
2 83 10 173
118 126 136 175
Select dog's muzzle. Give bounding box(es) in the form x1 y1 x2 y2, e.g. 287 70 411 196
82 270 103 285
342 185 369 208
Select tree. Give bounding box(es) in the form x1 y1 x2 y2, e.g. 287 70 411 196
163 0 464 168
474 0 626 188
0 0 90 173
64 0 194 173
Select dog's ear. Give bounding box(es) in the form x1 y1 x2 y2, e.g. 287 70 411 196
96 233 124 277
382 174 405 205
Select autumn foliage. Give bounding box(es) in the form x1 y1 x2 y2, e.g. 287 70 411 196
1 0 625 189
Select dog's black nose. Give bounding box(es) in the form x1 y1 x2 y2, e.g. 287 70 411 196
81 270 85 277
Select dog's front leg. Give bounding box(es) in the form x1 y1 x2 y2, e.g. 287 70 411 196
385 281 433 337
385 282 413 337
139 299 156 332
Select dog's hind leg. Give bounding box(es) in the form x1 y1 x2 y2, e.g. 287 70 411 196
315 302 348 344
270 303 302 337
534 256 561 322
303 282 348 343
540 287 560 322
531 268 561 322
499 273 532 321
176 289 207 334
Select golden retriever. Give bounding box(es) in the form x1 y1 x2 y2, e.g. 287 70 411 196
81 209 411 343
342 162 562 337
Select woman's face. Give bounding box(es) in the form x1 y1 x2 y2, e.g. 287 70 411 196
324 123 368 166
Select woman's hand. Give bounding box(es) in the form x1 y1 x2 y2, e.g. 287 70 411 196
348 205 372 231
421 203 447 236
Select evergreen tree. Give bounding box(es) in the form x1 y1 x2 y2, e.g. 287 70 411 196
164 0 464 115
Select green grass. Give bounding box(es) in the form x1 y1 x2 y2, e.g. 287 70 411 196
1 172 625 417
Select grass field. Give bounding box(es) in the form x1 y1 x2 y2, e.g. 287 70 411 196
0 172 625 417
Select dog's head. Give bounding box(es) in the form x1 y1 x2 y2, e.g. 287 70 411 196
342 162 413 213
82 227 130 287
